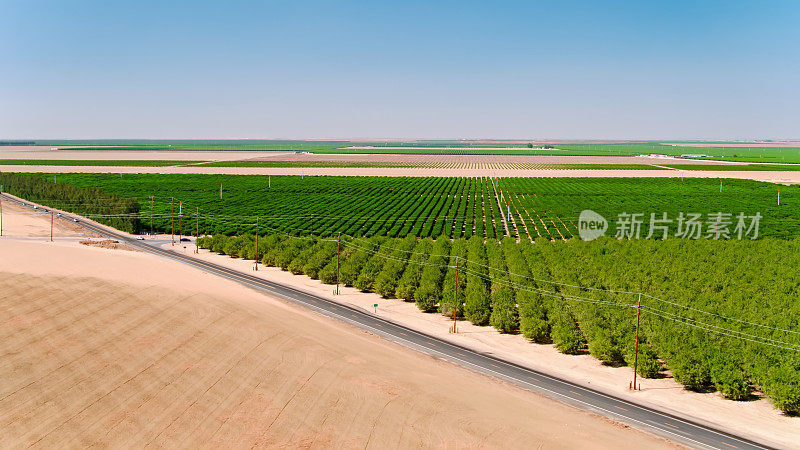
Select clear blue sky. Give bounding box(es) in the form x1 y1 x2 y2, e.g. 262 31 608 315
1 1 798 140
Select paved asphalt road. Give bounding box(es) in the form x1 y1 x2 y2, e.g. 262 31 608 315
1 194 773 450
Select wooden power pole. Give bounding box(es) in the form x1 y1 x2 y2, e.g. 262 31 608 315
254 217 259 271
178 201 182 244
0 195 3 237
336 233 340 295
171 198 174 246
632 293 642 390
150 196 153 235
195 207 199 254
50 212 53 242
452 256 459 333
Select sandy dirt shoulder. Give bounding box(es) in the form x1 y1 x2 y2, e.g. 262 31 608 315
0 206 675 448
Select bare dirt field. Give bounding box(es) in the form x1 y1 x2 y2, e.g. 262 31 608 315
3 164 800 184
0 206 674 448
0 145 292 162
243 153 712 165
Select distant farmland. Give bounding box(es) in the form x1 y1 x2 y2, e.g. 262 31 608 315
26 139 800 162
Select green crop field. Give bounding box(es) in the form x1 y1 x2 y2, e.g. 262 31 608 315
0 159 204 166
5 173 797 240
544 144 800 163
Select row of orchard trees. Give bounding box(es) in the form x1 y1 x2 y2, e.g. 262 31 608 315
197 233 800 414
0 172 140 233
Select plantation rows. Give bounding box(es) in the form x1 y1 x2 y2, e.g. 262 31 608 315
14 174 800 240
197 233 800 413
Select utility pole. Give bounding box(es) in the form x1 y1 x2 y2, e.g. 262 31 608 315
50 212 53 242
150 196 154 235
336 233 340 295
0 195 3 237
171 197 174 246
254 217 259 271
778 189 781 206
310 214 314 237
178 201 182 244
195 207 199 254
632 293 642 391
452 256 459 333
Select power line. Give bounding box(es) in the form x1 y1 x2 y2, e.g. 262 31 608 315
643 309 800 352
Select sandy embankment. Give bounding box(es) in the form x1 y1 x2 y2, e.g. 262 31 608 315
0 205 673 448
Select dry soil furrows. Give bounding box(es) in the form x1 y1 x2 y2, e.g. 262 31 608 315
0 271 674 448
489 178 510 238
512 192 540 239
494 178 525 242
520 193 555 240
507 192 533 242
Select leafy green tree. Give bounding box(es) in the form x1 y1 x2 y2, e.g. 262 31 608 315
288 241 321 275
550 308 584 354
373 236 417 297
440 239 467 318
222 235 250 257
395 239 432 301
763 364 800 414
671 353 712 392
489 288 518 333
711 359 753 400
464 237 490 325
415 237 449 312
303 242 338 279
